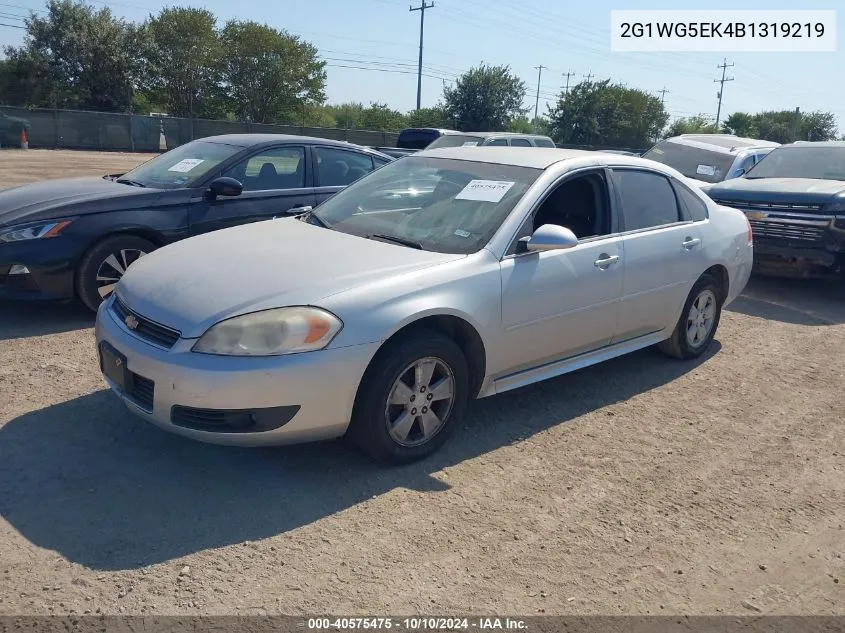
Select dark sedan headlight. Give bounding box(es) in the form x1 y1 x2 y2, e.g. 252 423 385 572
0 219 74 243
192 307 343 356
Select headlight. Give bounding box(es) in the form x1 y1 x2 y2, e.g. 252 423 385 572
192 307 343 356
0 219 73 243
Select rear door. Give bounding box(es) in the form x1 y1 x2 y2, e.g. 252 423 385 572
188 145 316 236
610 167 705 343
313 146 384 206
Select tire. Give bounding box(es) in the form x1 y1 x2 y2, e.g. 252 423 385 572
346 329 469 464
76 234 156 312
658 273 724 360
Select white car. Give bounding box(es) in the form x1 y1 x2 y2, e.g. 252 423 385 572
95 147 754 464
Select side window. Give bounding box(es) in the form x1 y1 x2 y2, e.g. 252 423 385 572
528 172 612 241
534 138 556 148
486 138 508 146
673 181 709 222
222 146 305 192
510 138 532 147
732 154 755 177
373 156 391 168
314 147 375 187
614 169 681 231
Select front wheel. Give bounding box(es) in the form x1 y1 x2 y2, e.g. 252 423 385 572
346 329 469 464
659 274 724 360
76 235 156 312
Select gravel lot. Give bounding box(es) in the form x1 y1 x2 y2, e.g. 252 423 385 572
1 149 844 616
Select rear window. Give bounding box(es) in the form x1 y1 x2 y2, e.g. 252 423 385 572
426 135 487 149
642 140 736 184
397 129 442 149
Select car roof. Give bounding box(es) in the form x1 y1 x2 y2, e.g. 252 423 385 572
201 134 390 155
419 146 616 168
784 140 845 148
454 131 553 140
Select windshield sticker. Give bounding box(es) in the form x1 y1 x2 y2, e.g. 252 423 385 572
455 180 515 203
696 164 716 176
454 229 472 238
652 148 664 155
461 141 479 147
168 158 205 173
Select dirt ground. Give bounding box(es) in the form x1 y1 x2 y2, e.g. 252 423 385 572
1 150 844 617
0 149 152 189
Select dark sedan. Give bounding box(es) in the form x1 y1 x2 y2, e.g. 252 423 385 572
0 134 393 311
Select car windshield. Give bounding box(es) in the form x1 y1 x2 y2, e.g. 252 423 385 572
119 140 243 189
426 135 488 149
642 140 736 184
311 155 543 255
744 146 845 181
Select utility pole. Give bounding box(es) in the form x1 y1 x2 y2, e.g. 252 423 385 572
562 70 576 98
791 106 801 142
582 71 594 82
533 64 546 126
713 57 734 128
657 87 669 105
410 1 435 111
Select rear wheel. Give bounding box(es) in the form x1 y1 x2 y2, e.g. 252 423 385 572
76 235 156 312
658 274 723 360
346 329 469 464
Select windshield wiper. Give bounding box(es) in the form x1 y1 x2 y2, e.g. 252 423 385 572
116 178 146 187
368 233 423 250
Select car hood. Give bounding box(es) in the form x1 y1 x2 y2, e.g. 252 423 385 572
116 218 465 338
705 177 845 203
0 177 159 227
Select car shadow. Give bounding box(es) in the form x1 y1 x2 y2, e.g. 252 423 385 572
727 274 845 326
0 341 719 571
0 300 93 341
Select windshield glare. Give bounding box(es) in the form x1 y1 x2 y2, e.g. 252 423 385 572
745 147 845 181
312 155 542 254
121 140 242 189
642 140 735 184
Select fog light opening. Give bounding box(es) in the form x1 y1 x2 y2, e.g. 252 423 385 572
8 264 30 275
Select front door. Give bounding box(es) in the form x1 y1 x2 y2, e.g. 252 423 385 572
189 145 316 236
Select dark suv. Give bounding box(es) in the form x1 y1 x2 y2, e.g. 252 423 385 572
702 142 845 278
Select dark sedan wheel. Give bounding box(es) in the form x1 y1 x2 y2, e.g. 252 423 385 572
76 235 156 312
347 329 469 464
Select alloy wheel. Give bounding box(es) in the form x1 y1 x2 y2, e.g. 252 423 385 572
384 356 455 447
686 289 717 348
95 249 147 299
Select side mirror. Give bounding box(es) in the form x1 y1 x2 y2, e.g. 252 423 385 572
206 177 243 199
734 167 746 177
519 224 579 253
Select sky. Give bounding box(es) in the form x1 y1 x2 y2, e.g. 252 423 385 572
1 0 843 129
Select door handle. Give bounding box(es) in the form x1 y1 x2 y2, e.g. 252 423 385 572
682 237 701 249
594 254 620 269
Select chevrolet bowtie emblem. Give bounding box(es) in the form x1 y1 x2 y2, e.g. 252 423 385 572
125 314 139 330
746 211 767 220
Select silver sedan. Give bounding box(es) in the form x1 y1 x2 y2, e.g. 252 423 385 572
95 147 753 463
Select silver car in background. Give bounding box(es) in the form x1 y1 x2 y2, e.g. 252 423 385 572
95 147 753 464
643 134 779 186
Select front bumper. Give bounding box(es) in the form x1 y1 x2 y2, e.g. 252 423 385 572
94 297 380 446
746 214 845 277
0 236 79 300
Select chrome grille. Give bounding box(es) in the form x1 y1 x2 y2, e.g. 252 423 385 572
713 199 825 212
111 295 181 349
748 220 827 244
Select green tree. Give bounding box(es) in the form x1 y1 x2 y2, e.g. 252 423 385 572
798 111 838 141
721 112 756 137
507 116 534 133
442 63 527 131
549 79 668 148
324 102 364 129
301 105 337 128
360 102 406 130
1 0 140 111
220 20 325 124
663 115 718 138
140 7 225 118
405 105 449 129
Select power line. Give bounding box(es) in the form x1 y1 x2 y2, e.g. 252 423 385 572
409 0 435 111
714 57 734 128
0 20 24 27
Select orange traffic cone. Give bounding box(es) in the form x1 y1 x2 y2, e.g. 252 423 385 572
20 129 28 150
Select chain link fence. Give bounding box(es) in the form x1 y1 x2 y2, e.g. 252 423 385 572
0 106 400 152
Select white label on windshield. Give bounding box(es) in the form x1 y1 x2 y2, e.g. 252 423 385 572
454 229 472 238
455 180 515 203
168 158 205 173
461 141 479 147
696 164 716 176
